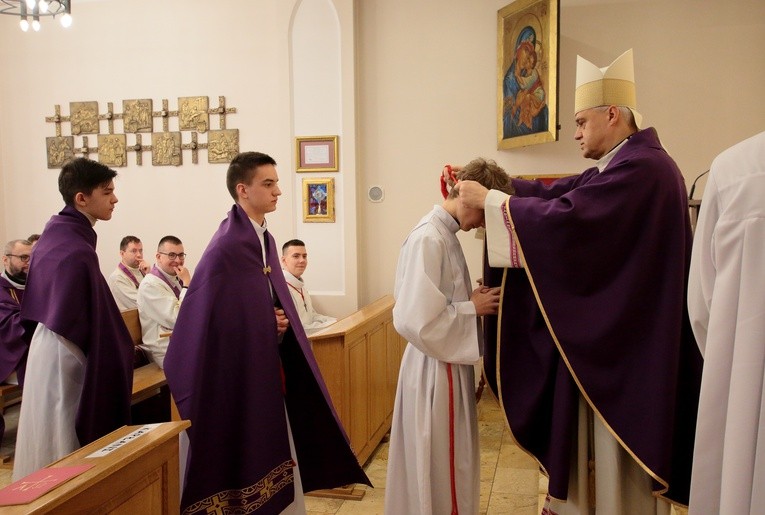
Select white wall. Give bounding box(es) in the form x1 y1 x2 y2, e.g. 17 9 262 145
1 0 763 315
356 0 765 305
0 0 360 317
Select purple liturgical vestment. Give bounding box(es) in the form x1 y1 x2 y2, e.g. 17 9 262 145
0 276 30 385
482 128 702 505
164 204 370 515
21 206 134 446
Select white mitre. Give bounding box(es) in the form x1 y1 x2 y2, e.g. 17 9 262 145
574 49 642 128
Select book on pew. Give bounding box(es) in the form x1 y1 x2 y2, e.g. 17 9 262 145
0 464 94 506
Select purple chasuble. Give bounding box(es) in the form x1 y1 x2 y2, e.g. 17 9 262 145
483 128 702 505
20 206 134 446
164 204 370 515
0 276 32 385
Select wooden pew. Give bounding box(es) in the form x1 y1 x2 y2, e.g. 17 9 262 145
0 421 190 514
121 309 179 421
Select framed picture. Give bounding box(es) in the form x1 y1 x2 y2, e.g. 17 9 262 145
295 135 338 172
302 178 335 223
497 0 559 150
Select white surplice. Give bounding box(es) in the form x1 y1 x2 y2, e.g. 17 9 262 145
385 205 481 515
107 264 145 312
13 324 85 480
282 270 336 336
688 131 765 514
137 269 184 369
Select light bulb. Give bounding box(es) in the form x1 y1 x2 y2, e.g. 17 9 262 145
60 13 72 28
32 19 40 31
25 0 36 9
20 18 30 32
39 0 49 13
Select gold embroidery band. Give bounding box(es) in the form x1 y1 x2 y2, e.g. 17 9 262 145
497 199 671 501
182 459 295 515
574 79 636 115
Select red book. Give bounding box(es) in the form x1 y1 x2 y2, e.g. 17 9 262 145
0 464 94 506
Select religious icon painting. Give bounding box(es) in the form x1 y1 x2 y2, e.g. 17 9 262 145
46 136 75 169
207 129 240 164
497 0 559 149
122 99 153 133
69 101 100 136
97 134 128 167
302 177 335 223
178 96 209 133
151 131 183 166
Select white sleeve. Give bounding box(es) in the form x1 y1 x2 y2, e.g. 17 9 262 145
108 272 138 312
687 174 719 356
392 230 480 365
485 189 513 267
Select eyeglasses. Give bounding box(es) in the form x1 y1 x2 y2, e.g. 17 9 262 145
5 254 31 263
158 252 186 260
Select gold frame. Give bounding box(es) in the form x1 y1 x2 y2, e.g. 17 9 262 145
497 0 559 149
295 135 339 172
302 177 335 223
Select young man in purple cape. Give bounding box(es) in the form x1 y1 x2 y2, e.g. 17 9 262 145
164 151 370 514
455 50 702 513
13 158 134 480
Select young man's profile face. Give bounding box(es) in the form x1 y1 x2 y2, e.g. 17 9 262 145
239 164 281 219
281 245 308 278
79 180 118 221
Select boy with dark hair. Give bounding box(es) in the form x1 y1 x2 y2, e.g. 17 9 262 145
13 157 134 480
165 151 369 513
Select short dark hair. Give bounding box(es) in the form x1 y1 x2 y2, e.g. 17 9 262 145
58 157 117 206
157 235 182 250
120 235 141 251
27 234 41 244
282 239 306 255
226 152 277 201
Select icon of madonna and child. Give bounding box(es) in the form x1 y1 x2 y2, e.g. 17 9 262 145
502 25 549 139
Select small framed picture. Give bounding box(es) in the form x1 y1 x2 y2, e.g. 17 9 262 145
295 135 338 172
302 178 335 223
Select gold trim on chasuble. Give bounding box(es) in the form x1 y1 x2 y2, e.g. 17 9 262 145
182 460 295 515
493 197 671 502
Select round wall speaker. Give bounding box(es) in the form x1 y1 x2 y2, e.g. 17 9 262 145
368 185 384 202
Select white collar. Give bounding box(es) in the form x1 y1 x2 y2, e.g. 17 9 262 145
595 137 629 172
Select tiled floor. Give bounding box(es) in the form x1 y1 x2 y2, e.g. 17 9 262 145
0 394 687 514
304 392 548 515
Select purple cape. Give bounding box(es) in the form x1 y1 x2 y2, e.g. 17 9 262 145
164 204 370 514
20 206 134 446
0 276 31 385
483 128 702 504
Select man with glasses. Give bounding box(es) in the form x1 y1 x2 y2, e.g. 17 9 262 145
1 239 34 444
14 158 134 481
136 235 191 368
107 235 150 312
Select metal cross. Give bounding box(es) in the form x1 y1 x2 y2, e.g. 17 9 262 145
127 133 152 166
153 99 179 133
209 96 237 130
45 105 70 137
75 136 95 158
